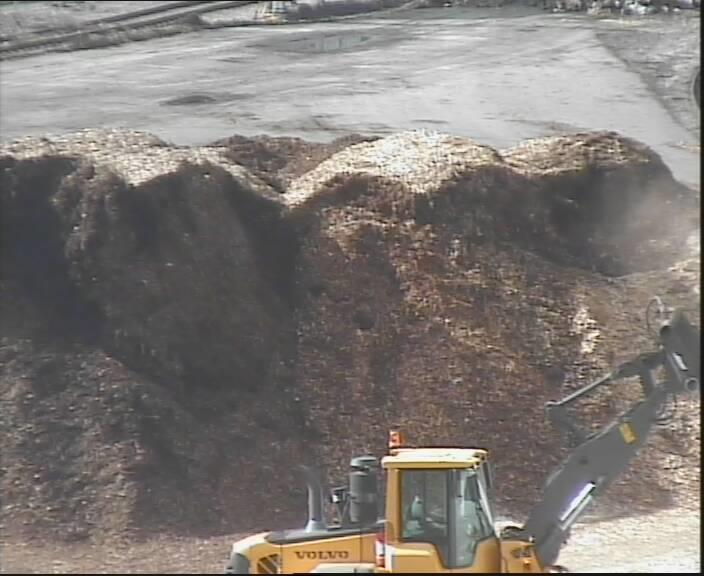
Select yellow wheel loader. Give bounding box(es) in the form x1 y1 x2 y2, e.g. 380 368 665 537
225 303 700 574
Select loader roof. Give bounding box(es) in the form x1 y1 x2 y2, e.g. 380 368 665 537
381 447 488 470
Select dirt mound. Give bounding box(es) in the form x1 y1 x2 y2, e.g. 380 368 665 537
0 128 699 542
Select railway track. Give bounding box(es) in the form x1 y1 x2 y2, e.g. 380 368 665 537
0 0 263 60
0 1 206 42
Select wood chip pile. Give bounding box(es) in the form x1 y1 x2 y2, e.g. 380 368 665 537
501 131 699 275
0 128 698 541
288 129 700 511
1 130 307 539
214 133 380 193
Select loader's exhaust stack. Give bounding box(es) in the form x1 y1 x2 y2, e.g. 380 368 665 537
349 456 380 526
301 465 327 532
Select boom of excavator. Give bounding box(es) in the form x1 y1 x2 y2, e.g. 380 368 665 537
225 304 700 574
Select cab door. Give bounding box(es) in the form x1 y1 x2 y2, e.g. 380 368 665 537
385 468 500 573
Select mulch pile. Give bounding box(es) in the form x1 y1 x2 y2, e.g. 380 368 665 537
0 128 699 543
214 133 380 194
0 130 308 541
287 130 699 511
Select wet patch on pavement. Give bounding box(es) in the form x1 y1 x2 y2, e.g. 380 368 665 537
252 26 409 55
160 92 253 107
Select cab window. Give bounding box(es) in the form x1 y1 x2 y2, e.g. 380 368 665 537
400 470 450 565
399 468 495 569
454 470 495 567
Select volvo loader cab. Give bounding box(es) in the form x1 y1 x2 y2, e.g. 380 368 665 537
372 435 506 573
226 433 504 575
343 434 544 574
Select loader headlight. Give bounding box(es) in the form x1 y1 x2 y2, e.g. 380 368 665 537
684 377 699 394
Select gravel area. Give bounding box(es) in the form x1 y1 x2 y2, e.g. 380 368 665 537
561 506 701 573
2 507 699 573
595 12 701 139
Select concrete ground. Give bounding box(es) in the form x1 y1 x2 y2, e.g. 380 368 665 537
0 6 700 189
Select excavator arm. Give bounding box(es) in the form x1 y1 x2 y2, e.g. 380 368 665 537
507 306 700 569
